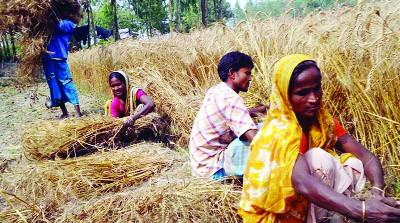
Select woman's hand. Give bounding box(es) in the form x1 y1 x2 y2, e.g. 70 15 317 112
364 198 400 223
123 116 135 128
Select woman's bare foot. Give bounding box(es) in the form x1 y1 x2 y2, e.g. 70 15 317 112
75 112 83 118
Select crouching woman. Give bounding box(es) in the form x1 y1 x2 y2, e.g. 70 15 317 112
239 54 400 223
105 71 155 127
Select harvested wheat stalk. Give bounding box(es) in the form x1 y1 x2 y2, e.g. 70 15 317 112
0 143 177 222
56 178 242 223
21 113 163 160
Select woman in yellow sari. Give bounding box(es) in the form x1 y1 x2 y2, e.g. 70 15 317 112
239 55 400 223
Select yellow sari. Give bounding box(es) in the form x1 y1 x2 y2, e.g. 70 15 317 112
104 70 141 117
238 55 338 223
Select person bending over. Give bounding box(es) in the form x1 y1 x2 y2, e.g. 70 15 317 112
239 54 400 223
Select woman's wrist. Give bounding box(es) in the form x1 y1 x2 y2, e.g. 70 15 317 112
361 200 366 223
371 185 385 197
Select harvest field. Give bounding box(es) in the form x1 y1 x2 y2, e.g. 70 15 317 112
1 0 400 222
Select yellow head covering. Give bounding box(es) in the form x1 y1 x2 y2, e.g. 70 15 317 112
238 55 337 223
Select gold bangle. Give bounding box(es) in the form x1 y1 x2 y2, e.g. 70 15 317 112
362 200 366 223
371 186 385 197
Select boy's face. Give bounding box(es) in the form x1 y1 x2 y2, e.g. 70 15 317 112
230 66 252 92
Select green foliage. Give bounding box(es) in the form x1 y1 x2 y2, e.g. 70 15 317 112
233 0 358 22
94 3 113 29
393 180 400 195
172 0 233 32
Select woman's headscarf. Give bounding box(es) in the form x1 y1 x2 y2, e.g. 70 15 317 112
113 70 141 116
238 55 337 223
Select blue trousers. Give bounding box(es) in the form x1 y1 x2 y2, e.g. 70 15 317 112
212 138 250 180
43 57 79 107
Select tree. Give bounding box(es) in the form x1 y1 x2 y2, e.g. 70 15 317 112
200 0 206 27
0 33 7 61
3 32 10 61
88 0 97 45
169 0 173 33
128 0 169 36
212 0 224 21
175 0 182 31
8 27 17 61
0 36 3 62
111 0 119 40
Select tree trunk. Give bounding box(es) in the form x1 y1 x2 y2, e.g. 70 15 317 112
87 10 91 47
88 0 97 45
213 0 218 20
8 27 17 62
112 0 119 40
0 34 5 62
0 35 3 62
3 32 10 61
200 0 206 27
176 0 181 32
133 0 142 32
168 0 173 34
127 0 135 30
149 0 153 36
218 0 223 20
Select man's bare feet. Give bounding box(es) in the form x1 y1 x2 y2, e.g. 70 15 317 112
59 113 69 119
45 96 52 109
74 105 83 118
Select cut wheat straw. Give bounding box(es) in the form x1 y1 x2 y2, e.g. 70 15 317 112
57 178 242 223
21 113 163 160
0 143 178 222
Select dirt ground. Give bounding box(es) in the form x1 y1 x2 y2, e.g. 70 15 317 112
0 62 104 150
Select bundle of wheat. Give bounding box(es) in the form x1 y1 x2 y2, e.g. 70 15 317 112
0 143 179 222
56 177 241 223
21 113 163 160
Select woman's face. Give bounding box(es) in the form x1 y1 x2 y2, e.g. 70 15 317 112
109 77 127 98
289 66 322 118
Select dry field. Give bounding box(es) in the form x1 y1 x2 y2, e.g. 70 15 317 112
1 1 399 222
69 1 400 180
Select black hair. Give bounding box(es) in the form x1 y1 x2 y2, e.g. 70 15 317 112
288 60 320 96
217 51 254 82
52 1 83 24
109 72 126 86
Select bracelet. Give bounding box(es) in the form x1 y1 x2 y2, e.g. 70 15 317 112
371 186 385 197
362 200 366 223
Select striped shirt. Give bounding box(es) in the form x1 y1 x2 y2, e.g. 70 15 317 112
189 82 257 178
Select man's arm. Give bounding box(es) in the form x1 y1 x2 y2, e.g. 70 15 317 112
239 129 258 142
248 105 269 117
55 20 75 34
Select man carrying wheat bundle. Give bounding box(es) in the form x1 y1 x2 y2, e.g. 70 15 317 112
43 1 83 118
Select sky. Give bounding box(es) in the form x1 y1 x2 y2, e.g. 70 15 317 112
226 0 247 9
